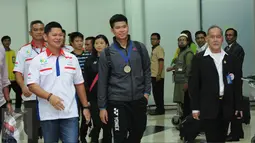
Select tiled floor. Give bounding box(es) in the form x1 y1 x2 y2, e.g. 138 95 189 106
5 109 255 143
142 110 255 143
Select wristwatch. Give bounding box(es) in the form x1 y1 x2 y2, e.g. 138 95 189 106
6 100 12 104
83 106 90 110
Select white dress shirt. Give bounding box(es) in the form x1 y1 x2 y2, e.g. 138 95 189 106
193 47 227 114
197 43 208 53
226 43 234 51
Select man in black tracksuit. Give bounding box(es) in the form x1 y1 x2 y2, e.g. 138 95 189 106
98 14 151 143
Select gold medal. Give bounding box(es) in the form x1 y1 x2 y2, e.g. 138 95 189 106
124 65 131 73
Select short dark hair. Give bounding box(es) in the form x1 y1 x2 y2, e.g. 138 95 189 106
109 14 128 28
68 32 73 37
195 31 206 37
62 29 66 35
69 32 84 43
1 35 11 43
30 20 44 31
85 36 95 42
151 33 161 40
92 34 109 56
207 25 223 36
44 21 62 35
225 28 238 37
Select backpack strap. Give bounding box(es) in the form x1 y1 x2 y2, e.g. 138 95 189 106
89 74 98 92
104 47 112 78
133 41 145 71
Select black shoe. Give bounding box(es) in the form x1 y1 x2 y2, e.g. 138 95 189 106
239 133 244 139
226 133 244 140
15 109 22 113
226 136 240 142
149 110 165 115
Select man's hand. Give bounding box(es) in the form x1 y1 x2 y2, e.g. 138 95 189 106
183 83 188 91
100 109 108 124
83 109 91 124
156 75 161 82
6 103 13 113
166 67 174 72
144 93 149 101
192 112 200 120
49 95 65 110
21 86 32 97
235 110 243 119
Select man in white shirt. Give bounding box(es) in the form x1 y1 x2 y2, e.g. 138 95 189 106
27 21 90 143
195 30 207 53
14 20 45 143
189 25 242 142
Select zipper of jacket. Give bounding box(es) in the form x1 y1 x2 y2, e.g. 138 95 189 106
125 48 134 101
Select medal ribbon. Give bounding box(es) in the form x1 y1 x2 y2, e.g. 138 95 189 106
113 41 133 64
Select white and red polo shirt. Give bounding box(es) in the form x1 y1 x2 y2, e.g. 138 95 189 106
13 40 46 101
27 48 84 121
62 45 73 53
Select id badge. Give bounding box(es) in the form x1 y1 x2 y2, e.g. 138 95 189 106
178 68 183 72
227 75 232 84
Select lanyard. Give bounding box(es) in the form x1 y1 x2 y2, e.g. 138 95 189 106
113 41 133 64
32 47 43 55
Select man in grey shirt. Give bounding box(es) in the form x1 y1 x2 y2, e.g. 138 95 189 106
98 14 151 143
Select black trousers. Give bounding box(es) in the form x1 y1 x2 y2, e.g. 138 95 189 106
90 100 111 143
0 103 6 133
108 97 147 143
78 100 89 142
9 81 22 109
182 90 191 119
23 101 40 143
151 77 165 112
229 118 244 138
229 80 244 139
202 99 229 143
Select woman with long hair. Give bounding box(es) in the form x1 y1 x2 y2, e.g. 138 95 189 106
83 34 111 143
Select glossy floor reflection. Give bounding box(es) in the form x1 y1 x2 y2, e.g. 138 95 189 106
142 110 255 143
11 109 255 143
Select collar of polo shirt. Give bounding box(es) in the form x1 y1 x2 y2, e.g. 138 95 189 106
46 48 65 57
31 40 46 48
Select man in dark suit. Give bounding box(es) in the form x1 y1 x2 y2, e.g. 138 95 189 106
225 28 245 65
224 28 245 141
189 25 243 142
